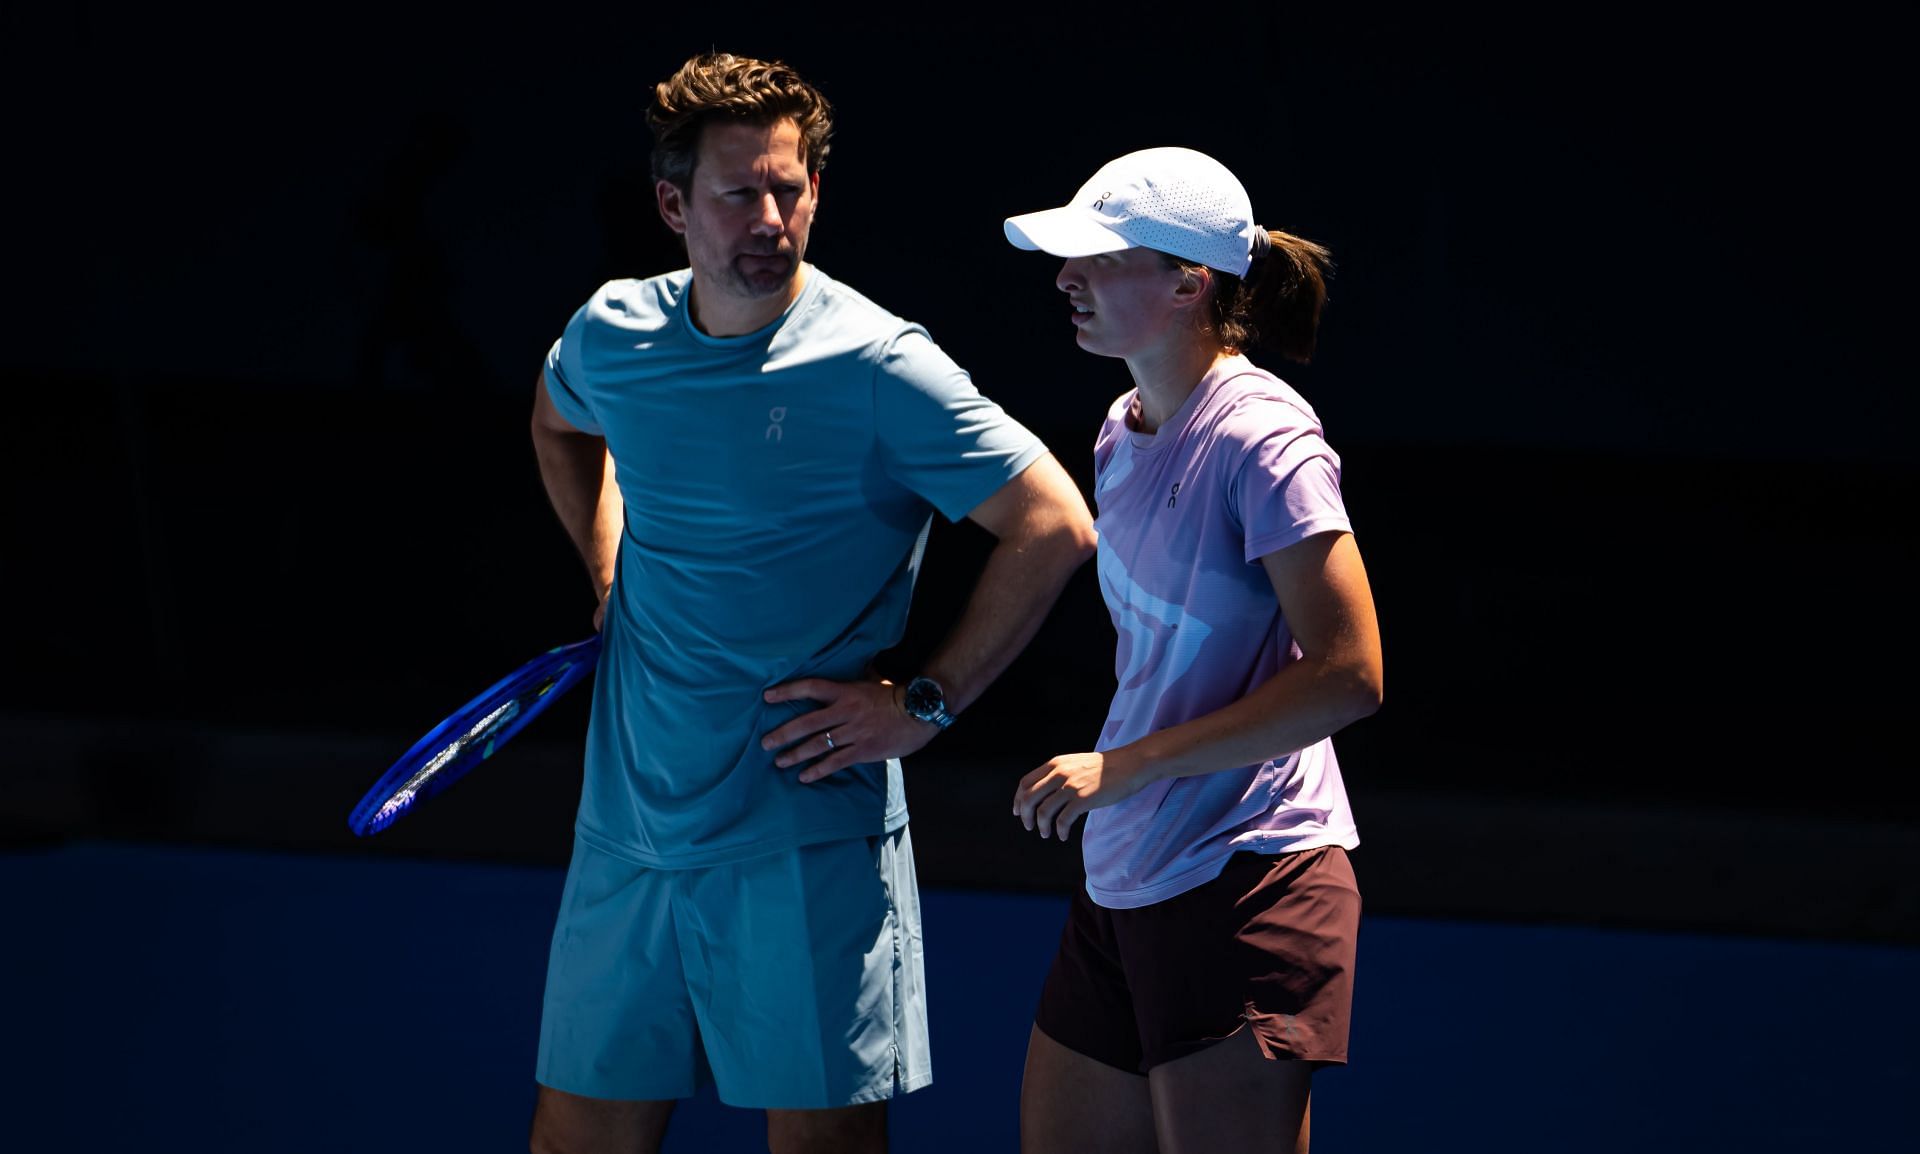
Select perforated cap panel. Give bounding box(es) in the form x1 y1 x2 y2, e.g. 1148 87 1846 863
1004 147 1258 276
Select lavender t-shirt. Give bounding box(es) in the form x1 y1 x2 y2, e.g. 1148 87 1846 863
1082 354 1361 909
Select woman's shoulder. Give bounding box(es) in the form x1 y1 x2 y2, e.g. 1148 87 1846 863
1204 365 1326 445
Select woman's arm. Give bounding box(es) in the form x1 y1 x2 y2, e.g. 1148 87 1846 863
1013 529 1383 841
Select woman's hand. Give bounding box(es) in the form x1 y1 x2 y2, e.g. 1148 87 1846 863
1012 750 1154 842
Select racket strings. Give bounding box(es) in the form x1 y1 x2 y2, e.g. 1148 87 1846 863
351 640 600 837
372 696 524 824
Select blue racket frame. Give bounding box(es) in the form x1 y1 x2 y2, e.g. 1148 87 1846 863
348 634 603 836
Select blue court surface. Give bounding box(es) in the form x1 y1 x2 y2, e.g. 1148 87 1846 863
8 840 1915 1153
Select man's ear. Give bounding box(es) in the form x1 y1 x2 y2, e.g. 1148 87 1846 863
656 179 688 236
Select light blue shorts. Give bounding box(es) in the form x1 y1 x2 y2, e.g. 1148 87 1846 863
534 825 931 1109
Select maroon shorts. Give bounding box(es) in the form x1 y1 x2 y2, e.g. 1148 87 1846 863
1033 846 1360 1074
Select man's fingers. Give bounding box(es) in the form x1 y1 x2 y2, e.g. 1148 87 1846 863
769 723 845 765
763 679 830 704
798 747 855 784
762 707 842 753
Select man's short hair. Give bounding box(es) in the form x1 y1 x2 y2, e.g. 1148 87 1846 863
647 52 834 190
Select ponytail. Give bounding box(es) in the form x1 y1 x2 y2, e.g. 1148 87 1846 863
1198 229 1336 360
1238 229 1333 362
1161 228 1335 362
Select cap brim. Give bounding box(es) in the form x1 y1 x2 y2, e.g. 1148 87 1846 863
1004 207 1135 257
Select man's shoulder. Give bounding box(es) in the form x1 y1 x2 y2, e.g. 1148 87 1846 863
797 267 925 345
578 270 690 330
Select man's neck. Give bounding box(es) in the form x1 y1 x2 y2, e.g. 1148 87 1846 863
688 265 810 337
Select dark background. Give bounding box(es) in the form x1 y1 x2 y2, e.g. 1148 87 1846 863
5 6 1915 943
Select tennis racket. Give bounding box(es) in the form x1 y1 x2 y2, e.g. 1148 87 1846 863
348 634 603 837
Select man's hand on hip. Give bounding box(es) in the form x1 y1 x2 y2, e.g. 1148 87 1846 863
760 677 941 783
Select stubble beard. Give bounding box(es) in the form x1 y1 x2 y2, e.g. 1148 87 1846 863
722 245 800 299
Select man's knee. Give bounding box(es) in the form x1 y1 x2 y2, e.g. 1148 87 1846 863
766 1100 888 1154
529 1084 673 1154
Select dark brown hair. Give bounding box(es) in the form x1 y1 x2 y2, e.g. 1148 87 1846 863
1168 230 1334 362
646 52 834 190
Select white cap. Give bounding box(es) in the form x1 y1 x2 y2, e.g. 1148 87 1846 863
1004 146 1259 277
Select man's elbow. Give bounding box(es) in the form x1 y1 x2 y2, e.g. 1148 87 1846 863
1064 515 1098 565
1046 487 1098 561
999 488 1095 565
1039 508 1098 573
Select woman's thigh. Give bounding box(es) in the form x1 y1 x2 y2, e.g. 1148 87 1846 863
1020 1024 1156 1154
1148 1027 1314 1154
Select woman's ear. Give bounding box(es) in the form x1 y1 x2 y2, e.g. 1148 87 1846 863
1171 264 1212 310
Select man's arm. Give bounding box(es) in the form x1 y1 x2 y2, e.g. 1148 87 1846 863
912 451 1097 715
762 451 1097 782
530 371 623 629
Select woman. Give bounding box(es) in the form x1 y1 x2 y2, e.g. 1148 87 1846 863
1003 147 1384 1154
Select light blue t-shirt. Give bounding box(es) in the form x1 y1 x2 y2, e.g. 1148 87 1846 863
543 265 1047 868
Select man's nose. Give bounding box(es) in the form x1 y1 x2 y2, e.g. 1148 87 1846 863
750 193 783 234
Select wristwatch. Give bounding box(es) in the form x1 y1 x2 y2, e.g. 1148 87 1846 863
902 676 956 730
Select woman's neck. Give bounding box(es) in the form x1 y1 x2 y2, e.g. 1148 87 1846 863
1126 342 1234 434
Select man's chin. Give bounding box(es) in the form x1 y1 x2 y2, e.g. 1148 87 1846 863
732 255 797 296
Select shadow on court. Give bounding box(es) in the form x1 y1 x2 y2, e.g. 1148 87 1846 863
7 840 1915 1153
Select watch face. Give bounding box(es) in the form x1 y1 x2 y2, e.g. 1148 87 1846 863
906 677 945 719
910 675 948 710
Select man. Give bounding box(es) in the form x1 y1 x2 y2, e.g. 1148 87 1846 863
526 52 1096 1154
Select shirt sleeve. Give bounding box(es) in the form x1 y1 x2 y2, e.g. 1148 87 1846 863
872 327 1049 523
541 302 602 435
1229 402 1352 564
